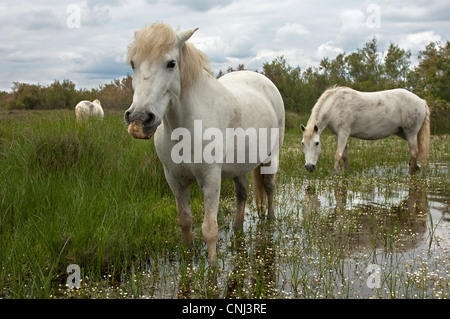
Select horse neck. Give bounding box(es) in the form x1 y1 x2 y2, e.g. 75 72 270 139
164 69 216 129
309 103 332 134
307 114 326 135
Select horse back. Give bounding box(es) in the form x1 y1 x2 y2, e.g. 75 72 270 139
326 88 427 139
218 71 285 129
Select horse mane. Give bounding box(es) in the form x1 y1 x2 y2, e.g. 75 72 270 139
126 23 212 89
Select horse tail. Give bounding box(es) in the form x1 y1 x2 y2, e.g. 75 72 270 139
88 102 95 113
417 102 430 169
252 165 266 215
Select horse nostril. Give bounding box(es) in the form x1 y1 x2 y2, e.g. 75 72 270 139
143 112 156 126
124 111 131 124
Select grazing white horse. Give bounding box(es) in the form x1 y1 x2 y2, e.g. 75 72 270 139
124 23 285 264
75 99 104 122
301 86 430 174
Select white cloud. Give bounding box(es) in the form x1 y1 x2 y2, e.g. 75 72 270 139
317 41 344 59
340 9 367 34
276 23 310 40
399 31 442 52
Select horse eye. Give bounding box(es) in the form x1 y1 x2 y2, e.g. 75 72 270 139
167 60 176 69
130 61 135 70
315 142 320 146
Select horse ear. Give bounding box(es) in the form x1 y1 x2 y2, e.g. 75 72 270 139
178 28 199 45
300 124 306 132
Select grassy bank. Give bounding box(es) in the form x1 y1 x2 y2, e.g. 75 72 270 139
0 110 175 297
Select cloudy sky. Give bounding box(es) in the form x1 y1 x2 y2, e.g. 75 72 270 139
0 0 449 91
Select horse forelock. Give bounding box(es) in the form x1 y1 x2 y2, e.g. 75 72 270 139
127 23 177 65
127 23 212 89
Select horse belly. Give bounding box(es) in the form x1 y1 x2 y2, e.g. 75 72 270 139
350 119 401 140
222 162 258 178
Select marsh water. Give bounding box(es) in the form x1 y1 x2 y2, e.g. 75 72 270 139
269 163 449 298
216 162 449 298
63 162 449 299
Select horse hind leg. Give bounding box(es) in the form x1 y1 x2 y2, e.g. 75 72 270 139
252 164 276 220
342 144 350 171
263 173 276 220
406 134 420 174
233 175 249 230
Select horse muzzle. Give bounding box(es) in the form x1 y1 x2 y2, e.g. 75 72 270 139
127 121 160 139
125 110 161 139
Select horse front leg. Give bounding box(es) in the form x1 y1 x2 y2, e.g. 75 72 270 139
334 133 350 174
198 169 222 265
164 167 193 245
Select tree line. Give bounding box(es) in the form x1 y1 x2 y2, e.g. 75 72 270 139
260 38 448 115
0 76 133 111
0 38 448 132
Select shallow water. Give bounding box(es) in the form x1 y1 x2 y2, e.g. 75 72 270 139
267 163 449 298
61 162 449 299
218 162 450 298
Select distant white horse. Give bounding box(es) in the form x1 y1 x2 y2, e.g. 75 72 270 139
301 86 430 174
75 99 104 122
124 23 285 264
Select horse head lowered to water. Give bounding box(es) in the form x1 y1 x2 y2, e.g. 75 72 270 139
301 86 430 174
124 23 285 264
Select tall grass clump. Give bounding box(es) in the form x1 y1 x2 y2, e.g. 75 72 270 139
0 110 179 297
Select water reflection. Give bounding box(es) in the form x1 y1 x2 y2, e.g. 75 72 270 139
225 222 276 298
301 177 428 254
174 221 277 299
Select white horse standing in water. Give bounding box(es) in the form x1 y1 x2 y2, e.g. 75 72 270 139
124 23 285 264
301 86 430 174
75 99 104 123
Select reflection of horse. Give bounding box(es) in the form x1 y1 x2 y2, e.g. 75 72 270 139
225 223 276 298
75 99 104 123
124 23 285 264
302 178 428 253
301 87 430 174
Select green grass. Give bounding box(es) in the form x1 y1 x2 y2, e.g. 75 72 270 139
0 110 449 299
0 110 178 297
